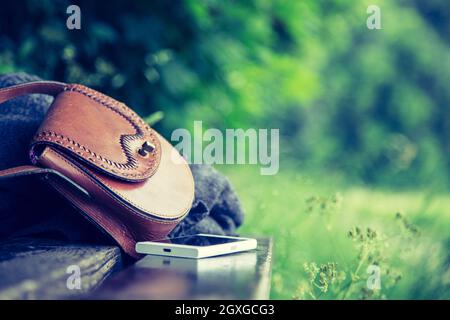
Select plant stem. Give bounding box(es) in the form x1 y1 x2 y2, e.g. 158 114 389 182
341 248 368 300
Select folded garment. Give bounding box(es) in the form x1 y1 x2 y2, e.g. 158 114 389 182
0 73 244 244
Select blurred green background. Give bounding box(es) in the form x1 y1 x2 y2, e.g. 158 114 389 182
0 0 449 299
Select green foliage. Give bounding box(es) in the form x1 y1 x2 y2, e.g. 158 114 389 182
0 0 448 188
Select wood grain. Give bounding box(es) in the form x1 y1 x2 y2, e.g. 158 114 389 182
0 237 272 299
0 238 122 299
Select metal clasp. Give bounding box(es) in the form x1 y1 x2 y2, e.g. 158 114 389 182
138 141 155 157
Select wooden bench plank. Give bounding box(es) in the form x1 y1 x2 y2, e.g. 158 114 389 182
0 237 272 299
91 237 273 300
0 238 122 299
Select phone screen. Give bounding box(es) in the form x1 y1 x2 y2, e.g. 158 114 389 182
152 235 245 246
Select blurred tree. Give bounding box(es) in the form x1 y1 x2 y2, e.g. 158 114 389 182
0 0 448 188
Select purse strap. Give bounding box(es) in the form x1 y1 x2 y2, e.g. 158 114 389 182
0 80 162 184
0 81 66 104
0 81 67 181
0 165 90 197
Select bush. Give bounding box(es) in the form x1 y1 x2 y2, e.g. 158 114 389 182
0 0 448 188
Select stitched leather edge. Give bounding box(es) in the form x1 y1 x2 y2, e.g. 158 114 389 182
46 147 192 221
33 130 159 179
95 135 196 219
32 84 161 181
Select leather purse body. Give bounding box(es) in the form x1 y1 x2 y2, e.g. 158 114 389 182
0 81 195 258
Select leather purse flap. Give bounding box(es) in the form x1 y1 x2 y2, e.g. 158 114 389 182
30 84 161 181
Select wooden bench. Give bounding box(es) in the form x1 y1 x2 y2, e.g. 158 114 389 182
0 237 272 299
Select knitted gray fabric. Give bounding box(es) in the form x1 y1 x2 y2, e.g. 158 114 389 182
0 73 244 244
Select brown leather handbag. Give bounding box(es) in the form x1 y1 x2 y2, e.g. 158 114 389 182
0 81 195 258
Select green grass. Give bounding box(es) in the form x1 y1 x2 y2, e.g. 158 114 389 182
220 166 450 300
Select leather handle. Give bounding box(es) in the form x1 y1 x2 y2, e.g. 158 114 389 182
0 81 66 104
0 165 90 197
0 80 71 193
0 165 51 178
0 81 90 199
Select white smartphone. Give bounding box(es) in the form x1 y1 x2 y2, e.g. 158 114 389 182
135 234 257 259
